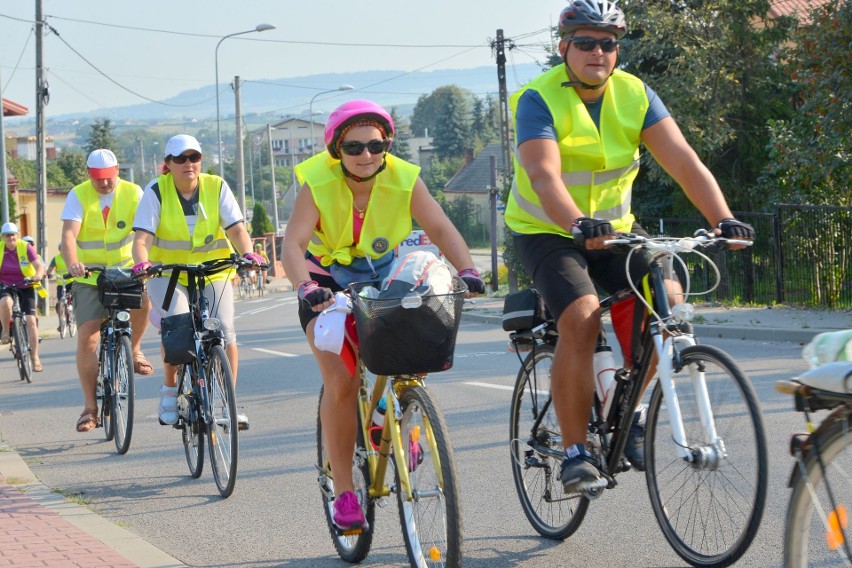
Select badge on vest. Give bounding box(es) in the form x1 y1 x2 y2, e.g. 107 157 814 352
372 237 389 254
117 220 126 229
205 234 214 245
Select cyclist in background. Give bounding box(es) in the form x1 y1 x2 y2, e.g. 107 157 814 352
505 0 754 493
282 99 484 531
62 149 153 433
132 134 262 430
47 243 74 333
253 241 270 288
0 222 46 371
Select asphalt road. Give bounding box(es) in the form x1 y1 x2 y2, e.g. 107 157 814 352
0 290 811 567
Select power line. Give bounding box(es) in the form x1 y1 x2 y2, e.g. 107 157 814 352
2 25 34 94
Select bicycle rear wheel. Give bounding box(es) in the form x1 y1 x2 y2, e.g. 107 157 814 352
785 408 852 567
67 305 77 337
178 364 204 478
111 334 135 455
206 345 238 497
238 278 250 300
509 344 589 540
14 319 32 383
395 385 462 568
646 344 768 567
316 386 375 563
58 305 67 338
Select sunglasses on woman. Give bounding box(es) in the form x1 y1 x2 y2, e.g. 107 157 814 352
339 139 391 156
170 153 202 164
569 37 619 53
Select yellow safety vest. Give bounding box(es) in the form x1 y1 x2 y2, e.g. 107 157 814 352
295 152 418 266
51 254 73 285
149 173 233 284
505 67 648 236
0 240 47 297
73 179 140 286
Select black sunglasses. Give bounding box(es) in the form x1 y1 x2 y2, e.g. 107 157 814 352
339 139 390 156
570 37 619 53
170 153 202 164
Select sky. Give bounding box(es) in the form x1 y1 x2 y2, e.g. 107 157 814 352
0 0 565 118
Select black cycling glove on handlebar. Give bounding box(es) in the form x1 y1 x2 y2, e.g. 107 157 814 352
717 218 755 240
298 280 333 309
570 217 615 247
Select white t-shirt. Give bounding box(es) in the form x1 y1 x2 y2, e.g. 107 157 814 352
133 177 244 236
61 184 144 222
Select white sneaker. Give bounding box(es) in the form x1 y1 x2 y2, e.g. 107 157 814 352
158 385 178 425
237 413 250 431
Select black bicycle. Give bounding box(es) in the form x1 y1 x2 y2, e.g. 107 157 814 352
507 233 768 568
1 281 34 383
57 281 77 339
145 255 264 498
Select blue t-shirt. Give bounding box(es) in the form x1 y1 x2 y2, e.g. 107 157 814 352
515 83 670 145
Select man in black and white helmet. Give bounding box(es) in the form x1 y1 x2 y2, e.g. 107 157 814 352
504 0 754 493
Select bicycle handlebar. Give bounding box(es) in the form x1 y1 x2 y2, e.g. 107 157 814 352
0 280 34 291
605 231 752 254
145 254 268 278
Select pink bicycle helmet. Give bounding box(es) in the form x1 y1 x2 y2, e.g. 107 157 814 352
559 0 627 39
324 100 395 159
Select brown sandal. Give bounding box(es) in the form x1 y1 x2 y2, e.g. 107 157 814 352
133 353 154 375
76 407 99 433
32 359 43 373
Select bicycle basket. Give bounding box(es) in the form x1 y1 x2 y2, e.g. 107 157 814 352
160 313 196 365
349 276 466 375
97 268 144 309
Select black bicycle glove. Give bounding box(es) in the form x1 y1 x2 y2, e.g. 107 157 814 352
717 218 755 240
458 268 485 295
298 279 333 308
571 217 615 247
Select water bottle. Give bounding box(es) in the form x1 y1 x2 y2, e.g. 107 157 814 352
370 396 387 449
593 344 618 419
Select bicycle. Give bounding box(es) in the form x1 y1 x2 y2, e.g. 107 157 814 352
777 353 852 567
57 281 77 339
237 269 254 300
144 255 263 498
316 278 466 567
507 232 769 568
72 267 144 455
1 281 34 383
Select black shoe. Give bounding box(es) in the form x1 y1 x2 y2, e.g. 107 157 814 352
558 449 602 494
624 405 647 471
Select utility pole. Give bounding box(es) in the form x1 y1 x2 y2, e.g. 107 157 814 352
233 76 247 217
35 0 50 312
489 154 499 293
266 124 279 234
0 63 9 223
493 28 517 292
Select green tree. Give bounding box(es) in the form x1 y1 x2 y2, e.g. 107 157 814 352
410 85 473 159
6 155 36 189
422 156 464 196
54 151 87 185
85 118 120 158
471 95 500 147
250 201 274 237
388 107 413 161
759 0 851 206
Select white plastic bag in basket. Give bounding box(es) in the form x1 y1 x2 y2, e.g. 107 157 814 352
802 329 852 369
380 250 452 298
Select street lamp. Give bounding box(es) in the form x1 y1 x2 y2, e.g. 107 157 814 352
309 85 354 155
215 23 275 178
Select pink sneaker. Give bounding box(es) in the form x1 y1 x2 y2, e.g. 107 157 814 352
333 491 366 531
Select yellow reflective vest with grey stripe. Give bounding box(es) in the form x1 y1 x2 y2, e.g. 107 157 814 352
1 240 47 297
149 173 232 284
505 67 647 237
74 178 140 286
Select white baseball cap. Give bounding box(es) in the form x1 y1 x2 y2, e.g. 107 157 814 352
1 222 19 235
86 149 119 179
165 135 202 158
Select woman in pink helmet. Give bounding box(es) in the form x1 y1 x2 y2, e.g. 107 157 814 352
282 99 484 531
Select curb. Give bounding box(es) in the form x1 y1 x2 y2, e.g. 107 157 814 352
0 443 186 568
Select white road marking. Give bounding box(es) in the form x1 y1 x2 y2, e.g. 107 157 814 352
252 347 299 358
464 381 515 392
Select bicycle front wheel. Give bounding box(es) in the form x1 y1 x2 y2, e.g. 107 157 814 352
395 385 462 568
317 386 375 563
785 408 852 567
111 334 135 455
646 344 768 567
238 278 250 300
178 364 204 478
14 320 32 383
58 306 67 338
206 345 238 497
67 305 77 337
509 344 589 540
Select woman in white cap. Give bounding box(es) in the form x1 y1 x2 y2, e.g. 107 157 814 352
132 134 262 429
0 221 46 371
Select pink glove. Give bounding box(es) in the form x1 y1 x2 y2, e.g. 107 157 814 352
132 261 153 277
243 252 264 265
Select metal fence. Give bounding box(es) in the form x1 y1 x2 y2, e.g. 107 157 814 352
641 204 852 308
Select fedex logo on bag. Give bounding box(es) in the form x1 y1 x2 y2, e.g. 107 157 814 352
395 229 442 258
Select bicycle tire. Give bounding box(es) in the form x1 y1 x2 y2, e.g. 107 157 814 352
111 334 135 455
206 345 238 497
509 344 589 540
316 386 375 563
67 305 77 337
58 305 67 339
239 278 250 300
178 364 204 478
396 385 462 568
101 340 115 442
646 344 768 568
785 408 852 567
14 319 32 383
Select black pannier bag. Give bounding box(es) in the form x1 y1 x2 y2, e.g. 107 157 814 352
502 287 548 332
160 313 196 365
97 267 144 310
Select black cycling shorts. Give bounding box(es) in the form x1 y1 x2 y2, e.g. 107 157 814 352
512 223 653 321
0 287 37 316
297 272 343 332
